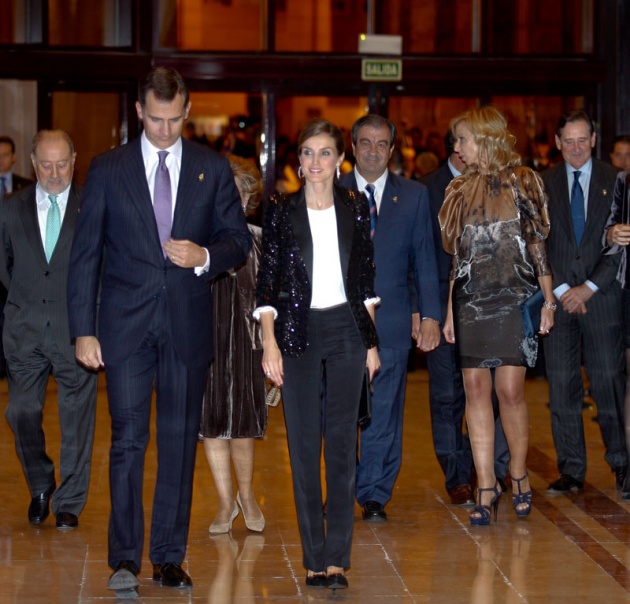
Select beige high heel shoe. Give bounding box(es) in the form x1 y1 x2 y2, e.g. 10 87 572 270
236 492 265 532
209 502 239 534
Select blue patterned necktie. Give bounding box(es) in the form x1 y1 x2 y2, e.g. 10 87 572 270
571 170 585 245
365 184 377 239
45 194 61 261
154 150 172 253
0 176 6 198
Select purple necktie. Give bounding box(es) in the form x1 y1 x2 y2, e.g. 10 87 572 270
154 150 172 252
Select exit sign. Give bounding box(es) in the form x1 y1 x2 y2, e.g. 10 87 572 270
361 59 402 82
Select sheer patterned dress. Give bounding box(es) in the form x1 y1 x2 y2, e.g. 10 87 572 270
439 165 551 369
201 224 267 438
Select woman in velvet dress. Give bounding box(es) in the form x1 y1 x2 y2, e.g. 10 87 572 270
602 169 630 499
439 106 555 526
201 156 267 534
255 119 380 590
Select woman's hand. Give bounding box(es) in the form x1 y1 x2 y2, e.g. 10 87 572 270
539 306 555 336
443 310 455 344
366 346 381 382
262 343 284 387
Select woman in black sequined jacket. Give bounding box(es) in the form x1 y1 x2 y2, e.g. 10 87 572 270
255 119 379 590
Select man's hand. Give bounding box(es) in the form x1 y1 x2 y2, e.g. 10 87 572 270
163 239 207 268
417 319 440 352
559 284 592 315
75 336 104 370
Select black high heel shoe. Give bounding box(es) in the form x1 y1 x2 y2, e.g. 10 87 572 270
470 482 502 526
511 473 533 518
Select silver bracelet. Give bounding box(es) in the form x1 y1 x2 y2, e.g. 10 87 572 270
543 300 557 311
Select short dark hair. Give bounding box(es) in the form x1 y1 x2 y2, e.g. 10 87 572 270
297 119 345 157
138 67 189 108
612 135 630 150
444 130 456 156
0 136 16 154
351 114 396 149
556 110 595 138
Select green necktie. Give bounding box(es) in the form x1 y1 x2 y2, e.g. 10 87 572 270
45 194 61 261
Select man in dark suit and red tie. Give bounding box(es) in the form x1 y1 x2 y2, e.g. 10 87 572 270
67 67 251 599
0 130 97 531
543 110 627 494
341 114 441 522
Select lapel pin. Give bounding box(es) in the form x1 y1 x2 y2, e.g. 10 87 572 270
199 173 204 182
603 189 607 196
393 196 398 203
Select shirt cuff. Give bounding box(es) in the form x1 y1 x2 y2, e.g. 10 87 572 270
194 248 210 276
252 306 278 321
585 280 599 293
553 283 570 298
364 296 381 307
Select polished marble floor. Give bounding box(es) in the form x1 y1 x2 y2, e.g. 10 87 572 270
1 365 630 603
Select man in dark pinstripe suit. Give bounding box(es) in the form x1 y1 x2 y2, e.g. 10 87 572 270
67 68 251 598
543 110 627 494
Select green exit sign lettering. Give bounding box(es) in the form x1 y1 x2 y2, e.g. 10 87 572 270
361 59 402 82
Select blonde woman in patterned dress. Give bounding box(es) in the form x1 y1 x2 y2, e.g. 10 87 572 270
439 106 555 526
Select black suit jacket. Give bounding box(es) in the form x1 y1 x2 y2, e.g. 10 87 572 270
543 159 619 292
256 184 378 357
0 183 81 362
67 137 252 368
421 162 456 320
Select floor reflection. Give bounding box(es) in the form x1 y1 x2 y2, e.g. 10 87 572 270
207 534 265 603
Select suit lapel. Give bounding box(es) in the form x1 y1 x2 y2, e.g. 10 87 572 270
288 189 313 286
119 139 162 248
171 139 198 235
582 161 610 243
54 185 80 258
378 171 399 232
550 164 575 245
334 188 353 280
18 189 48 265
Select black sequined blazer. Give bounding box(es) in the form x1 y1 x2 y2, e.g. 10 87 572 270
256 184 379 357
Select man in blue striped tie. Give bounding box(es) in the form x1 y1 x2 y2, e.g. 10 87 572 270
543 110 627 495
341 114 441 522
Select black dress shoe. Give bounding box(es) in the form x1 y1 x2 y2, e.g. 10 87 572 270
56 512 78 530
305 572 327 588
107 561 140 599
152 562 192 589
448 484 475 506
613 466 627 490
28 486 55 524
326 573 348 590
546 474 584 494
362 500 387 523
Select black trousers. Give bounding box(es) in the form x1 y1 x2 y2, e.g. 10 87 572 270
282 303 366 571
105 296 207 571
5 324 97 515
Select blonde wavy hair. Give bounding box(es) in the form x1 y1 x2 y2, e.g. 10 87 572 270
450 106 520 174
228 155 263 216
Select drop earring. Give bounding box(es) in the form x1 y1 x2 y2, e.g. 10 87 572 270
336 166 341 179
298 166 304 179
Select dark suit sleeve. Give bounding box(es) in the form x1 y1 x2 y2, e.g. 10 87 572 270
67 158 107 338
206 156 252 279
410 184 441 320
0 197 13 290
